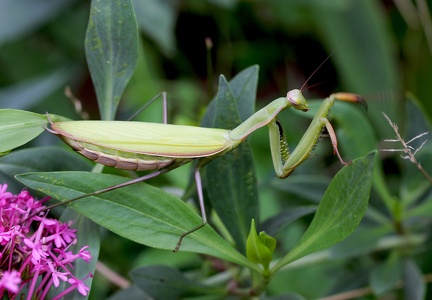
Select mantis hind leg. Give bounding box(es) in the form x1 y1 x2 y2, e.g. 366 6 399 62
24 170 167 223
127 92 168 124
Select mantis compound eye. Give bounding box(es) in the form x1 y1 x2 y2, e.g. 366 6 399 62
287 89 310 112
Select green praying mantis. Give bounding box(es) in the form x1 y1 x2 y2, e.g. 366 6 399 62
42 88 366 251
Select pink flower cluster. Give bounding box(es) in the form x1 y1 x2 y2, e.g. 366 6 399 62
0 184 93 299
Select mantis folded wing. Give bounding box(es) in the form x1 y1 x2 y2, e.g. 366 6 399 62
45 89 365 251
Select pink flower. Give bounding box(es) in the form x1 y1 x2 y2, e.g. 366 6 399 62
68 277 90 296
78 246 92 263
24 238 48 262
48 262 69 287
0 230 12 245
50 221 76 248
0 184 13 200
0 183 93 299
0 270 22 293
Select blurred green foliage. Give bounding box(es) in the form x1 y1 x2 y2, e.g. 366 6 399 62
1 0 432 299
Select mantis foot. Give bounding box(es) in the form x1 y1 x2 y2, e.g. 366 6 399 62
173 222 208 252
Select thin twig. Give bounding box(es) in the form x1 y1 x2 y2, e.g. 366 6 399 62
380 112 432 184
320 271 432 300
95 260 131 289
64 86 89 120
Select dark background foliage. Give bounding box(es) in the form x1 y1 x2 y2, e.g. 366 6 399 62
1 0 432 299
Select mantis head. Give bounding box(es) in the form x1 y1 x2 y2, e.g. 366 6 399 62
287 89 310 112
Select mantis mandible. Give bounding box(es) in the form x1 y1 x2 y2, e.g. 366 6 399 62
44 89 365 251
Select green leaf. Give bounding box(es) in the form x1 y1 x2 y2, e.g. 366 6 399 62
85 0 139 120
202 72 259 253
260 231 277 253
0 147 92 175
207 0 237 9
130 265 218 299
229 65 259 120
54 209 100 300
0 109 47 154
16 171 257 270
311 0 400 139
272 151 376 272
332 101 394 210
261 206 317 236
405 195 432 219
266 293 306 300
202 65 259 125
403 259 425 300
133 0 176 57
0 67 71 109
330 226 392 259
0 0 73 45
331 102 376 159
305 100 394 214
0 147 92 194
246 219 274 267
370 250 401 295
108 285 151 300
270 175 330 203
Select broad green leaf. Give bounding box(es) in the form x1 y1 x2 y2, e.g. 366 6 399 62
130 265 218 299
266 293 306 300
0 147 92 175
403 259 425 300
405 93 432 140
332 101 394 210
203 74 258 253
272 151 376 272
0 147 92 194
199 66 259 252
304 100 394 213
16 171 257 270
54 209 100 300
261 206 317 236
85 0 139 120
0 109 47 154
229 65 259 120
0 0 73 45
311 0 400 139
370 250 401 295
207 0 237 9
0 67 71 109
246 219 275 270
202 65 259 125
133 0 176 57
405 195 432 219
331 102 376 159
270 175 330 203
133 248 199 270
330 226 392 259
108 285 151 300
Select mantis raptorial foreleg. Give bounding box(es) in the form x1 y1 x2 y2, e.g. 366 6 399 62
40 89 365 251
266 92 364 178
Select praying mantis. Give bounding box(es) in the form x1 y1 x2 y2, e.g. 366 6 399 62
43 88 366 251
